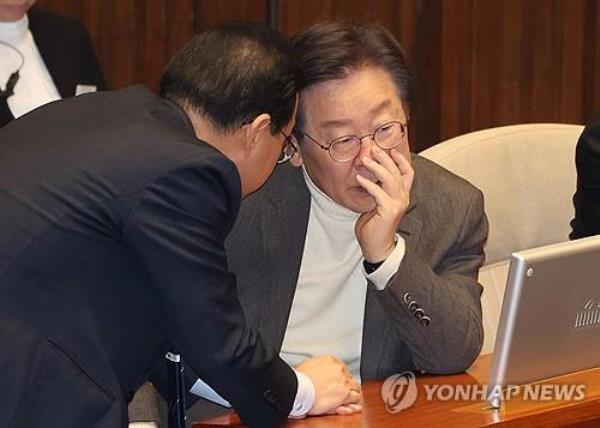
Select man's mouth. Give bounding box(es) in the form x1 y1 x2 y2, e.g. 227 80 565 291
356 179 381 187
356 170 378 181
356 182 381 194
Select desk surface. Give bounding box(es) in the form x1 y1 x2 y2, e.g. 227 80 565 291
193 354 600 427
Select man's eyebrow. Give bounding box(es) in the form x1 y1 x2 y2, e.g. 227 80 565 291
318 118 353 129
370 99 392 114
316 99 394 129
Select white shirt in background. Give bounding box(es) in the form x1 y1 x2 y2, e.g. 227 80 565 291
0 14 60 119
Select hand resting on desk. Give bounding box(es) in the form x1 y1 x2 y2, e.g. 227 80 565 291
296 355 363 416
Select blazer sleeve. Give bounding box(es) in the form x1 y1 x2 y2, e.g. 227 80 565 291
571 117 600 239
121 158 296 427
374 188 487 374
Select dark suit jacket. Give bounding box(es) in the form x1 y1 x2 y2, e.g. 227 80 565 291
0 8 106 127
571 115 600 239
185 155 487 421
0 86 295 428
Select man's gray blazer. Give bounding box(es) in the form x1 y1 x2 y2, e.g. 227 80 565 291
225 154 487 381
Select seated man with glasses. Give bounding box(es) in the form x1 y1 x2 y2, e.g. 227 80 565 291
179 20 489 420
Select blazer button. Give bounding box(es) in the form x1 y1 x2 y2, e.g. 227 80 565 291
403 293 413 304
420 316 431 327
414 308 425 320
408 300 419 312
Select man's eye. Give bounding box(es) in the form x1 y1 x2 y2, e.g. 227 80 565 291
378 124 394 135
334 137 355 145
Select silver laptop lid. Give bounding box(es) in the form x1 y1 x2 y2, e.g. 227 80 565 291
487 235 600 408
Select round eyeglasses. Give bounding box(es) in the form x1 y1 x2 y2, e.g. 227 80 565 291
302 120 408 163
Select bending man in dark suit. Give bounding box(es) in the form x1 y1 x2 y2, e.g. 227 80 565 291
0 1 106 127
184 21 489 420
571 115 600 239
0 22 360 428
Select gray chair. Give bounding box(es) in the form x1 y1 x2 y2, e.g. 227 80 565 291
420 123 584 354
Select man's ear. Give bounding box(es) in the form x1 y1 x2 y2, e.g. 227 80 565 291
290 140 304 168
243 113 272 155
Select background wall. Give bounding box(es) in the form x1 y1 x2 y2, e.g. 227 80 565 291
36 0 599 151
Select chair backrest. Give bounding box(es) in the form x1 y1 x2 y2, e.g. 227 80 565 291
420 123 583 265
420 123 584 354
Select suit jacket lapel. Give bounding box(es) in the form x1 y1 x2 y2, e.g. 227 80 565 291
258 166 311 348
28 10 73 97
0 98 15 127
398 154 424 247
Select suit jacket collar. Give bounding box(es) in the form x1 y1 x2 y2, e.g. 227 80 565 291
398 154 423 242
255 166 311 347
28 9 75 97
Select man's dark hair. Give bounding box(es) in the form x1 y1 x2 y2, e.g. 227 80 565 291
291 21 413 134
160 21 296 134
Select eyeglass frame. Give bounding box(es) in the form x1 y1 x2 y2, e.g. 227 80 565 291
277 130 297 164
239 118 297 165
300 120 408 163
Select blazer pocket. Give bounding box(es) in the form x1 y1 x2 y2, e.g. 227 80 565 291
10 338 116 428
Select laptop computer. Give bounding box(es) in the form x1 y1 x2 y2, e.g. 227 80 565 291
487 235 600 408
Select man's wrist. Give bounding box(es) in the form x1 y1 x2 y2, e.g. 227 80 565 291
363 238 396 273
290 369 315 417
363 259 385 274
364 237 398 265
363 234 406 290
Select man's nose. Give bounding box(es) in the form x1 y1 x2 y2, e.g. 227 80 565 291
355 136 377 166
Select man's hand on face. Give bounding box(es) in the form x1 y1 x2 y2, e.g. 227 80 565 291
355 147 414 262
295 355 363 416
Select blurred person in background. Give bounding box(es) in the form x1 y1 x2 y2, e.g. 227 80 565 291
571 115 600 239
0 0 106 127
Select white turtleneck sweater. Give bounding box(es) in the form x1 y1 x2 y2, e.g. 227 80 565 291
0 14 61 119
279 168 406 381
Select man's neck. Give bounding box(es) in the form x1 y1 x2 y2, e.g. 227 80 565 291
183 104 251 196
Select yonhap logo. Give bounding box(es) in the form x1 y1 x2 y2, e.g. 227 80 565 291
574 299 600 329
380 373 586 412
381 371 418 413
